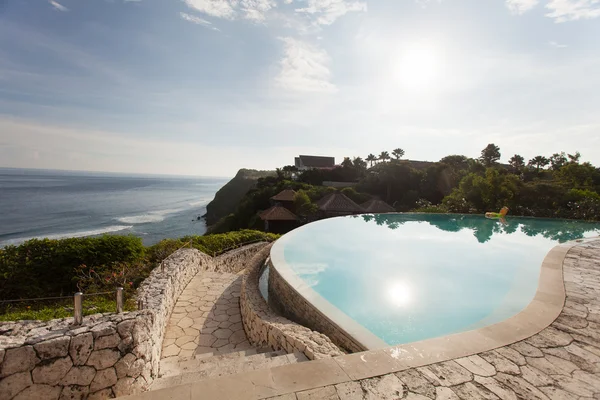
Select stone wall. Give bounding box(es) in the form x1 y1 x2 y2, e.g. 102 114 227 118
210 242 268 274
267 262 365 353
0 248 212 400
239 246 344 360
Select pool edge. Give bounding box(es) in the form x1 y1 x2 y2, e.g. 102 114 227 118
270 234 580 380
331 240 575 380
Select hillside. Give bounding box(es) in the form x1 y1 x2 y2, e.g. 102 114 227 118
204 169 275 225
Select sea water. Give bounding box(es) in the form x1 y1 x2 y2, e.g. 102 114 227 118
0 168 228 246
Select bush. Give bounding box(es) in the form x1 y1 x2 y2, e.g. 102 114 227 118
0 235 145 300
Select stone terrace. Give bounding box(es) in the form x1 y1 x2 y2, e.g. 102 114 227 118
161 272 250 360
123 239 600 400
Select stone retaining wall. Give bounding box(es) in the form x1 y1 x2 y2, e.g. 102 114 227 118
211 242 268 274
0 248 212 400
267 261 365 353
239 246 344 360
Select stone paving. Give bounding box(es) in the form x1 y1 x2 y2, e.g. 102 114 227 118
161 272 252 361
269 240 600 400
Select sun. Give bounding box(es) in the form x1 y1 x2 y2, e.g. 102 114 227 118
387 280 412 307
393 42 440 92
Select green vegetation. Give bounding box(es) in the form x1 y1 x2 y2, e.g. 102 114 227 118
204 169 275 225
0 230 278 320
208 145 600 232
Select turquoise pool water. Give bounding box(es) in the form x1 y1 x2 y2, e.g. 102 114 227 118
272 214 600 346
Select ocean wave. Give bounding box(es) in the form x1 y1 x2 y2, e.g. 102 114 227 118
117 215 165 224
115 208 186 224
189 200 209 207
0 225 133 247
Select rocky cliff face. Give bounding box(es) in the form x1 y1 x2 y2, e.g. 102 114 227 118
204 169 275 226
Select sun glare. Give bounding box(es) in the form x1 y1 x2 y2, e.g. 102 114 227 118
394 42 440 92
387 281 412 307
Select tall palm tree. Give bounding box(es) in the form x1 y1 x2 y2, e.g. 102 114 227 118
366 154 376 167
392 148 405 160
379 151 390 163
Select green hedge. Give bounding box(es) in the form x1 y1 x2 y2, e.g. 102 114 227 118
1 230 279 302
0 236 145 300
146 230 279 263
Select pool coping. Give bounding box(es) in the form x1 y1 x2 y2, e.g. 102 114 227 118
270 234 574 372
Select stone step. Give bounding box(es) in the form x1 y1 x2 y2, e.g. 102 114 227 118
151 351 308 391
159 349 287 378
159 347 275 376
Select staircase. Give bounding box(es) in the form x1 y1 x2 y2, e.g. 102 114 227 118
151 348 309 391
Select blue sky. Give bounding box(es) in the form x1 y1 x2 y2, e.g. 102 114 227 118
1 0 599 176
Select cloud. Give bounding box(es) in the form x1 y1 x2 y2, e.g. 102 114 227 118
182 0 276 22
183 0 237 19
506 0 539 15
275 37 336 93
180 12 220 30
545 0 600 22
49 0 68 12
295 0 366 25
548 40 567 48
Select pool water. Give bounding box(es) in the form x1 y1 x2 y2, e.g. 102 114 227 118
272 214 600 346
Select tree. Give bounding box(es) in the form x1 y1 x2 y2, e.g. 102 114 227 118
281 165 298 179
379 151 390 163
352 157 367 173
366 154 376 167
392 148 405 160
528 156 550 173
568 151 581 164
341 157 354 168
479 144 501 167
549 152 567 171
508 154 525 172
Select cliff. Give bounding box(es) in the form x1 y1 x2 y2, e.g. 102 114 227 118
204 169 276 226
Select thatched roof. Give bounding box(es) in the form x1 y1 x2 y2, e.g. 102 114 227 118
271 189 297 202
316 193 364 213
259 205 297 221
361 199 395 213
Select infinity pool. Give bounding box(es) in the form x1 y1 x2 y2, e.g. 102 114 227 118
269 214 600 346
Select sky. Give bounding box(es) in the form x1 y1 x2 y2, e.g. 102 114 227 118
0 0 599 177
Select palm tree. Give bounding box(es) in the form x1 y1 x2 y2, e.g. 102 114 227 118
366 154 376 167
528 156 550 173
392 148 405 160
379 151 390 163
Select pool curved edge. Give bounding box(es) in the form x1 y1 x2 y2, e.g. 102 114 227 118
270 238 578 378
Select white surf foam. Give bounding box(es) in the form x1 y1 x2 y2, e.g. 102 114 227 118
0 225 134 247
117 215 165 224
116 208 187 224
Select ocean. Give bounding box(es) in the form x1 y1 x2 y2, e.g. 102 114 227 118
0 168 229 247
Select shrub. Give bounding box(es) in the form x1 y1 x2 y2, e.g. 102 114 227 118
0 235 145 300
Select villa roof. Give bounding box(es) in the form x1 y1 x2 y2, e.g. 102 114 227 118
316 193 365 213
271 189 297 202
361 199 396 213
295 155 335 168
259 205 298 221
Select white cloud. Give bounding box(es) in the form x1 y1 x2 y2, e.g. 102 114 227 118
545 0 600 22
295 0 367 25
182 0 276 22
506 0 539 15
276 37 336 93
180 12 220 30
548 40 567 48
183 0 237 19
283 0 294 4
240 0 276 22
49 0 69 12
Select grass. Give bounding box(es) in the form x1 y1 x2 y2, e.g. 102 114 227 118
0 296 137 322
